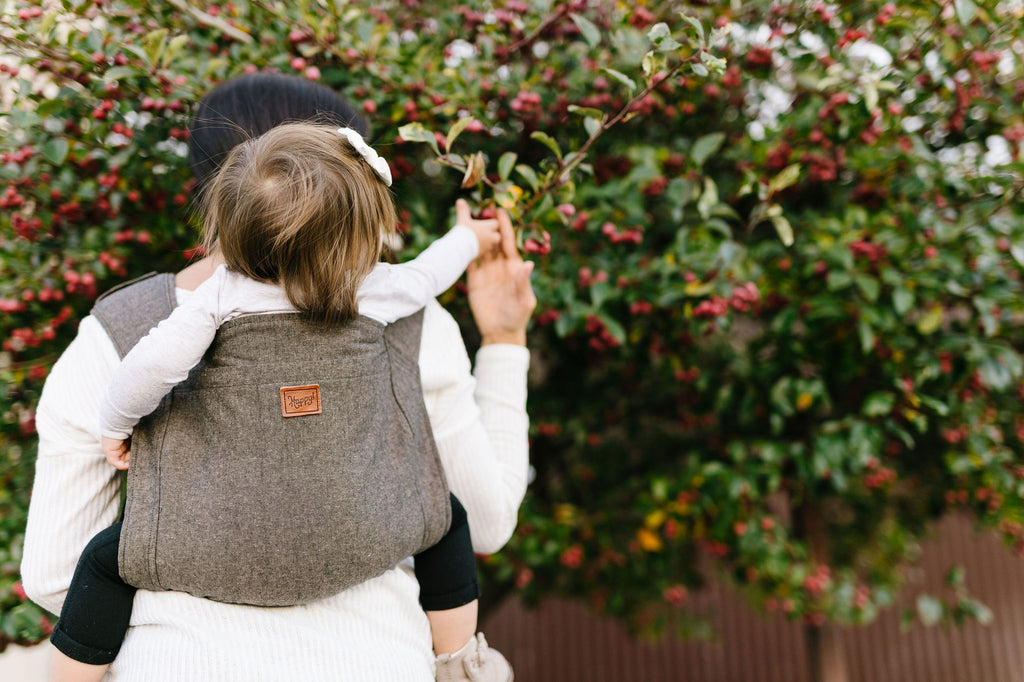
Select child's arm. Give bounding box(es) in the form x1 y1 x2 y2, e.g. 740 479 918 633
99 266 229 464
102 435 132 470
359 200 500 323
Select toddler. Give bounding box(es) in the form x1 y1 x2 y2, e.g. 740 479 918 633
49 123 513 682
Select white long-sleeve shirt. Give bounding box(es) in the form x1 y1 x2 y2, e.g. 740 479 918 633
22 286 529 680
101 224 480 440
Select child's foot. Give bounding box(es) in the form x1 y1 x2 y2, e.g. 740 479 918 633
435 632 513 682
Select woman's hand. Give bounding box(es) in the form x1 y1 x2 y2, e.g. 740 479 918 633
462 201 537 347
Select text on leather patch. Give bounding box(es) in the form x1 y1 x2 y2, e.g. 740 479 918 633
280 384 322 417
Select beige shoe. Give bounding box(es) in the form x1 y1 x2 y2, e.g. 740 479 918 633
435 633 514 682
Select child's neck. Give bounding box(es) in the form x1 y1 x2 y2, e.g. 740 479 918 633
175 253 226 291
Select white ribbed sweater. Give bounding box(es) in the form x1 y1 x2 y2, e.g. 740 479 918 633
21 296 530 681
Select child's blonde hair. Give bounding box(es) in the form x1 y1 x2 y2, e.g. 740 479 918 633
200 122 396 322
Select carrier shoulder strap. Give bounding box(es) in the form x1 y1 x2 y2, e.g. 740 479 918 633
91 272 177 358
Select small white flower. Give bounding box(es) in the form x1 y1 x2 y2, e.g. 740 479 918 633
847 40 893 68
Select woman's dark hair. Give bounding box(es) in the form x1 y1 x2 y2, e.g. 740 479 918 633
187 73 368 195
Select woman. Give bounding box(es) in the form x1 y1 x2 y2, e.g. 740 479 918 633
21 73 536 681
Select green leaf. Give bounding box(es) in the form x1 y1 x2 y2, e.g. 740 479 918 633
598 313 626 345
648 23 682 52
691 62 709 78
963 599 993 626
119 43 151 64
770 215 794 247
680 13 705 44
204 57 228 79
955 0 977 24
683 280 715 297
858 318 875 353
862 392 895 417
709 23 733 46
854 274 880 302
978 355 1012 391
142 28 169 66
1010 244 1024 268
34 99 65 117
768 164 800 195
590 281 611 309
38 9 57 38
770 376 794 416
916 305 943 335
699 51 728 74
41 138 69 166
918 395 949 416
642 51 668 79
161 34 190 68
86 29 104 53
397 122 439 154
515 164 540 191
863 80 878 112
584 117 601 138
103 66 138 81
602 68 636 92
917 594 944 626
445 116 475 152
696 177 718 220
567 105 603 119
570 13 601 48
900 609 915 632
10 108 41 128
498 152 517 181
893 288 914 315
554 312 575 338
827 271 852 291
691 132 725 167
531 131 562 160
648 22 671 42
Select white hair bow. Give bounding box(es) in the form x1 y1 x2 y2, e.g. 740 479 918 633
337 127 393 187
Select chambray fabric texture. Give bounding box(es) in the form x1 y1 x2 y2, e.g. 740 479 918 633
92 274 452 607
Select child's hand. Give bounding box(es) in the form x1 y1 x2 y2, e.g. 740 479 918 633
455 199 501 255
102 436 132 470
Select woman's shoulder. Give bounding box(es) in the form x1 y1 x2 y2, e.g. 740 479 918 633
422 298 457 329
44 314 120 386
35 314 120 436
419 300 472 385
421 299 466 351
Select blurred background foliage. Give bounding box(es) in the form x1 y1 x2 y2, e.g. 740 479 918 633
1 0 1023 664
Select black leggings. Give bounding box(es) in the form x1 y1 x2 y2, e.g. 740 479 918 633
50 523 134 665
415 494 480 611
51 494 479 665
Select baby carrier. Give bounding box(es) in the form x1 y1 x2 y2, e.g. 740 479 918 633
92 272 451 606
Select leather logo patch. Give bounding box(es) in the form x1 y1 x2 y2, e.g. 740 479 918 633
280 384 322 417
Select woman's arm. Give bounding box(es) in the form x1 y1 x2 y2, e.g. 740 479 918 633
420 303 529 553
420 206 536 553
21 317 125 614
